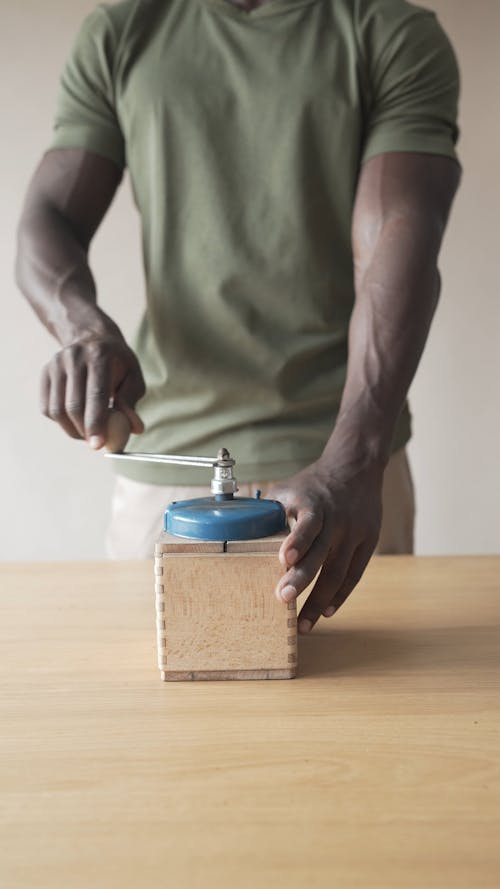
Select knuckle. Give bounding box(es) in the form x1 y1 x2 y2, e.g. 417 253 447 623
86 347 112 372
289 540 329 587
47 355 61 376
85 404 107 428
85 413 107 432
85 340 106 359
293 527 318 550
49 351 62 368
65 399 85 419
291 561 318 590
58 346 84 374
298 499 318 516
62 343 83 365
86 386 108 401
47 362 65 384
294 512 322 537
48 405 66 421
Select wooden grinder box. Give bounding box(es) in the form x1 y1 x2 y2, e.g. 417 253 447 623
155 532 297 681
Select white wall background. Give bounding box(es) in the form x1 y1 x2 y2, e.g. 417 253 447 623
0 0 498 560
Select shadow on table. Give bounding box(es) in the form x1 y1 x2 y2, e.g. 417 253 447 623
297 624 499 680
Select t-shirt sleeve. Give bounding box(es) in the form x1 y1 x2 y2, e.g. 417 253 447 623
357 0 460 165
50 7 125 169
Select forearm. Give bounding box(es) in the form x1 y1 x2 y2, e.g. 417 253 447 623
16 150 144 445
16 149 125 347
320 153 460 476
324 217 441 471
16 202 121 347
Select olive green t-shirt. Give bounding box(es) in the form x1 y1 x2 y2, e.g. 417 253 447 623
51 0 459 484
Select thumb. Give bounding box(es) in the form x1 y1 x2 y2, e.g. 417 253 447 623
114 374 145 434
114 397 145 435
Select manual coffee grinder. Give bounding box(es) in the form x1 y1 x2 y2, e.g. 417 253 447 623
106 448 297 681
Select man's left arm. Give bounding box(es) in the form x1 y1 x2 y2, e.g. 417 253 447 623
269 151 461 632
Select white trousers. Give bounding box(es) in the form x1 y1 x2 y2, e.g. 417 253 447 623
106 448 415 559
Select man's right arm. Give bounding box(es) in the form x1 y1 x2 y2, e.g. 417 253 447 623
16 148 145 448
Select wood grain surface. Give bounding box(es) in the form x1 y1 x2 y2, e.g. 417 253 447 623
1 557 500 889
156 535 296 679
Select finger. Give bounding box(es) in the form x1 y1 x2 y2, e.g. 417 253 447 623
276 527 332 603
84 359 112 448
297 543 352 633
114 393 144 434
279 507 324 568
104 409 133 453
47 365 82 439
64 359 87 439
114 372 145 434
325 539 375 617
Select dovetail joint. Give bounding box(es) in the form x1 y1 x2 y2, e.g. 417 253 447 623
154 557 167 671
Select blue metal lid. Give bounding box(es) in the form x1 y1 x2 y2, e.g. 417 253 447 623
164 494 287 541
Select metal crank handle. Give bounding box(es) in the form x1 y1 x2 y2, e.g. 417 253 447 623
104 447 238 496
104 446 233 468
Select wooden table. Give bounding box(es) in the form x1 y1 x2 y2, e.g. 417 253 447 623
1 557 499 888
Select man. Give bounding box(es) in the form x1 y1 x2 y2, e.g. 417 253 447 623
16 0 460 633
